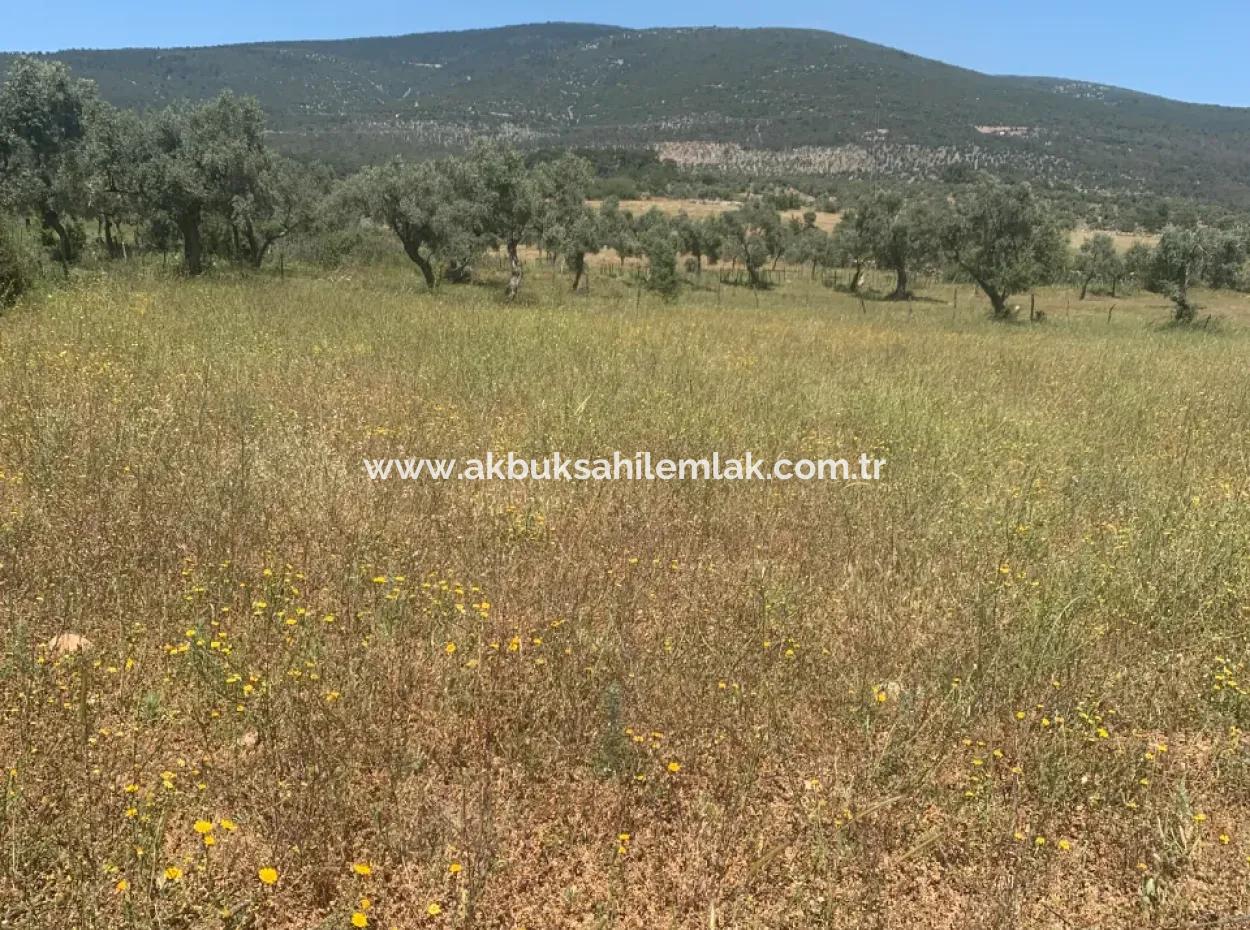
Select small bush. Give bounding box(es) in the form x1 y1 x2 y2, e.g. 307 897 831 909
38 221 86 265
290 226 396 269
0 223 38 307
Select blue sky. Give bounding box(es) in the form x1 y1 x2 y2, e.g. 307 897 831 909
4 1 1247 107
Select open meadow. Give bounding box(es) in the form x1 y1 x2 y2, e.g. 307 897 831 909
3 262 1250 928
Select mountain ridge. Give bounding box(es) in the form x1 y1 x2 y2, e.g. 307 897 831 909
3 22 1248 204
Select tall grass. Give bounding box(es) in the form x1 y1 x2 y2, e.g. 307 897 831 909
2 264 1249 927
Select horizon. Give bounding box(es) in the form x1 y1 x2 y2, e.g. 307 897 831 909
3 2 1249 108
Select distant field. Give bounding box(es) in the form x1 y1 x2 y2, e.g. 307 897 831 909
4 263 1250 927
1070 227 1160 252
589 197 842 233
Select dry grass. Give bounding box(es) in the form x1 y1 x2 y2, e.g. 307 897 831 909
587 198 743 220
3 261 1250 928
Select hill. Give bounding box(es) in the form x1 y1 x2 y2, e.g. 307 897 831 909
5 23 1250 204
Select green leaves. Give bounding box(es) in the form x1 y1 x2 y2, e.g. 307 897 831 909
0 57 97 270
722 202 782 288
939 180 1068 317
336 157 483 288
854 189 941 298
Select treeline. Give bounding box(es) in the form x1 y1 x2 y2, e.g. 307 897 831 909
2 56 1249 324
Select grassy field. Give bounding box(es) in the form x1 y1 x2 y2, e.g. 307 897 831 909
3 262 1250 928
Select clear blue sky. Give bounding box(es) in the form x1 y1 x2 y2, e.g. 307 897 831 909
4 0 1247 107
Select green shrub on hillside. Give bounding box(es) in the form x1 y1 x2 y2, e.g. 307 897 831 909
0 224 38 307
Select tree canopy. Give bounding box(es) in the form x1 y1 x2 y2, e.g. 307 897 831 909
0 57 97 272
939 180 1068 318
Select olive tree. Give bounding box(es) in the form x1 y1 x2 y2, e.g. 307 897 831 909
829 208 872 292
599 197 639 269
1203 228 1247 291
0 57 97 273
858 190 940 299
782 212 834 280
231 157 331 268
558 208 603 292
1074 233 1123 299
137 93 270 275
336 156 483 289
1123 241 1155 292
468 143 538 299
674 212 723 276
939 180 1067 319
1148 226 1208 322
533 152 596 279
85 103 144 258
722 202 781 288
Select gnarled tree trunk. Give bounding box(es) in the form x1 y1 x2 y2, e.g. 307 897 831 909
177 207 205 276
102 216 121 259
396 232 436 290
41 209 72 277
888 266 909 300
506 239 523 300
243 221 268 269
987 288 1010 319
848 260 863 293
1173 264 1194 323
